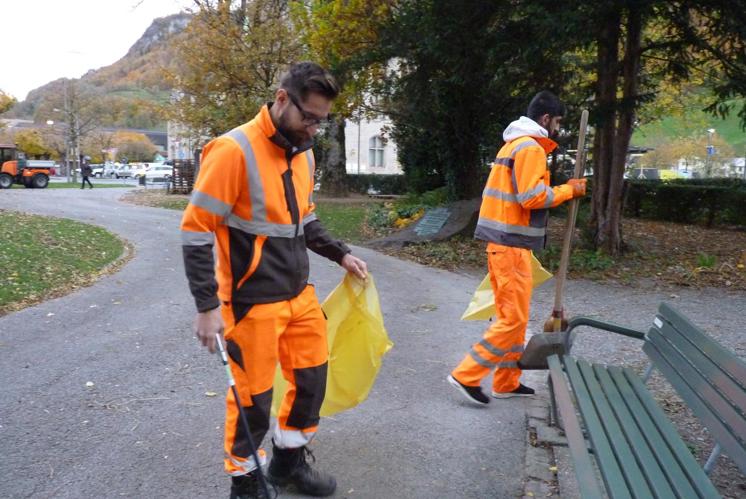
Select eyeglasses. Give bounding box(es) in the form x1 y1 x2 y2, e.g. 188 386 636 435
287 93 330 127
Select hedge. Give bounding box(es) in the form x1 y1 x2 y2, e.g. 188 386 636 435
346 174 408 195
624 179 746 227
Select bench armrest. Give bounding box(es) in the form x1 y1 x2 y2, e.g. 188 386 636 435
564 316 646 353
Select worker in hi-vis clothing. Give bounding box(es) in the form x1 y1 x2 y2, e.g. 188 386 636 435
181 62 367 499
447 91 587 405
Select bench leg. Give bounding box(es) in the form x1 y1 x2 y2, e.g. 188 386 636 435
704 443 721 475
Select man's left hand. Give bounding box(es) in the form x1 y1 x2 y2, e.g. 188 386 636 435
341 253 368 280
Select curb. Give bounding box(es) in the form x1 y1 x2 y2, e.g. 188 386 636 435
521 370 563 498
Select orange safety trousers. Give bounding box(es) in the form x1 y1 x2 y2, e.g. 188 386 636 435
221 285 328 476
451 244 532 393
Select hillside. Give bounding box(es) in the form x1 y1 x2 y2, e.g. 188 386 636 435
632 98 746 155
4 13 190 130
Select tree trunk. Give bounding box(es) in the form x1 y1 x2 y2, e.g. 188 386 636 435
318 116 348 197
605 6 643 254
590 7 621 253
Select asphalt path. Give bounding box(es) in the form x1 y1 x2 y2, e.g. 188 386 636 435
0 188 530 499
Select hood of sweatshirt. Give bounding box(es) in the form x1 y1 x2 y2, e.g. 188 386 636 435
502 116 557 153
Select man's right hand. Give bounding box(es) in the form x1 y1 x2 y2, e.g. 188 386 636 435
567 178 587 198
193 307 224 353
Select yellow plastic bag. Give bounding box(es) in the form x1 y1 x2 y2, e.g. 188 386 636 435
460 252 552 321
271 273 393 417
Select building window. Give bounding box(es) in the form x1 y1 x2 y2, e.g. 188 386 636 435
369 135 385 167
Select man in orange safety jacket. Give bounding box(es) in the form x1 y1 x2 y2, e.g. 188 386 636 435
447 91 586 404
181 62 368 499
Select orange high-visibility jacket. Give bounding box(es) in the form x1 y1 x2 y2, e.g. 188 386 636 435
475 116 574 251
181 104 350 312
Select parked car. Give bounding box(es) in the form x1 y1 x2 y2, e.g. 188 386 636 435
114 165 133 178
131 163 149 178
91 164 105 177
144 164 173 180
102 163 119 178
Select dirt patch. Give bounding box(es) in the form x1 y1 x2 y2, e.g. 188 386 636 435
120 190 190 210
374 216 746 290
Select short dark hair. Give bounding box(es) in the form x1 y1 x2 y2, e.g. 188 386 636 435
526 91 565 121
280 62 340 101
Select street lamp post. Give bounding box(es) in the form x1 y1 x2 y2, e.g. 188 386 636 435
705 128 716 177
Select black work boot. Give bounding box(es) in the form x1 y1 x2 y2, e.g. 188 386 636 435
230 469 273 499
267 443 337 497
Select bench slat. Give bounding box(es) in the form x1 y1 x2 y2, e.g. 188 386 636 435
653 315 746 418
659 302 746 388
561 357 631 498
574 358 653 497
646 327 746 446
547 355 606 498
574 360 656 498
593 364 677 499
622 367 721 498
644 336 746 475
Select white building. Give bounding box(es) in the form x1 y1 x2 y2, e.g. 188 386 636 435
166 113 403 175
344 116 402 175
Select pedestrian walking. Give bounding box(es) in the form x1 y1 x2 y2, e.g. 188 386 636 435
181 62 368 499
447 91 587 404
80 156 93 189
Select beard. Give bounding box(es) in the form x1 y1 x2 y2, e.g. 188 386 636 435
277 111 311 147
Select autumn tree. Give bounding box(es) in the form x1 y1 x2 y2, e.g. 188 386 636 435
12 129 55 159
113 131 157 162
83 131 116 163
290 0 395 196
33 80 102 175
0 89 16 115
37 126 67 161
549 0 746 255
167 0 303 141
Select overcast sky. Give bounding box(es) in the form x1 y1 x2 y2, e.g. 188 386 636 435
3 0 192 101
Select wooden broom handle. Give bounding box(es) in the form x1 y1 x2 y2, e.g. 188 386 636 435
552 109 589 332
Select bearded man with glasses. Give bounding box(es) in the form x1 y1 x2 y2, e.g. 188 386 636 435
181 62 368 499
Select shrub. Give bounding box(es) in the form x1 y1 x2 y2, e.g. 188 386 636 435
624 179 746 228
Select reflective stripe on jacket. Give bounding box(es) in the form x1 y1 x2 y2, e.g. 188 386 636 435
181 103 350 311
475 122 574 251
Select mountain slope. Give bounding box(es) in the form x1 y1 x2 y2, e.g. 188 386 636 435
5 13 190 129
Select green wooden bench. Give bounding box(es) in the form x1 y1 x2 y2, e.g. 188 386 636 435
547 302 746 498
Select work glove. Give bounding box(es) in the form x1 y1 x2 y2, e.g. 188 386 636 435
567 178 587 198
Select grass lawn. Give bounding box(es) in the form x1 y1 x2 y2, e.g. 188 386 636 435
0 210 126 315
11 182 129 189
122 191 379 242
314 201 373 243
633 98 746 152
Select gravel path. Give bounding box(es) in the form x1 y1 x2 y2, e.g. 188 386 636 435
0 187 527 499
1 187 742 498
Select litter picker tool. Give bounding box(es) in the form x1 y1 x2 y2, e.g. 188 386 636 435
215 333 273 499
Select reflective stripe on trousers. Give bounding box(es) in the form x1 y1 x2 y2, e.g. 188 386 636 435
220 285 328 475
451 245 532 393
